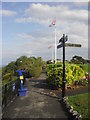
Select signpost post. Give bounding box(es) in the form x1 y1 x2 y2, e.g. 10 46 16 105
57 34 81 98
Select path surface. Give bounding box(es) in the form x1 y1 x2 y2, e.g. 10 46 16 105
2 72 69 119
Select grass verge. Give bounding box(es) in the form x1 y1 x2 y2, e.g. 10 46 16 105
68 93 88 118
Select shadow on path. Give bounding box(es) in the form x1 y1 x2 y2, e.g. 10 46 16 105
2 72 69 119
3 68 88 119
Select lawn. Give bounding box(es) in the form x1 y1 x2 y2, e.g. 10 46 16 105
68 93 88 118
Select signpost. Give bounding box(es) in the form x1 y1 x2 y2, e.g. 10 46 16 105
57 34 81 98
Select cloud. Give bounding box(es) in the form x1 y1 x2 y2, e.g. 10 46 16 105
0 10 17 16
2 0 89 2
2 3 88 65
17 33 34 40
15 17 32 23
57 22 88 48
15 3 88 25
72 2 88 7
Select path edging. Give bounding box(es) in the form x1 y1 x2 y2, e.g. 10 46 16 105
61 96 82 120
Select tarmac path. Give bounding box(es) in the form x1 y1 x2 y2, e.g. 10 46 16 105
2 71 69 119
2 69 88 119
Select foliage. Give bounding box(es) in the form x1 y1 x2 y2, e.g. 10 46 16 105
2 72 17 85
2 62 17 75
2 56 45 85
29 66 42 77
46 62 87 88
70 55 89 64
68 93 88 118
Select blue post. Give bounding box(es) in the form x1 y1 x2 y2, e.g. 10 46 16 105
16 69 27 96
16 70 25 90
20 80 23 90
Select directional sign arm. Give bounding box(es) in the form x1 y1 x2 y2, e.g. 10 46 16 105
59 36 68 43
57 43 81 49
59 37 63 43
65 43 81 47
57 43 63 49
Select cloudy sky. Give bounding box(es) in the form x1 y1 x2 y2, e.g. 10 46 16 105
0 2 88 66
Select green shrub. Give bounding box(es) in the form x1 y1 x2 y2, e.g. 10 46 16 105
46 62 85 88
29 66 42 77
2 56 45 84
3 73 11 81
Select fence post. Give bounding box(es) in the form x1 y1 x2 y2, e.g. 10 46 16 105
4 84 7 107
15 79 19 96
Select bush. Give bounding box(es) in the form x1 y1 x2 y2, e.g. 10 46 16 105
46 62 85 88
3 73 11 81
2 73 17 86
2 56 45 84
29 66 42 77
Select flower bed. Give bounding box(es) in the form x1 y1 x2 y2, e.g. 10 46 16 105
46 62 88 89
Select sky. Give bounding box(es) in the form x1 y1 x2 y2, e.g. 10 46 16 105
0 1 88 66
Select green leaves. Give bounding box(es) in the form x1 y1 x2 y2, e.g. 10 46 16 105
46 62 85 88
2 56 45 85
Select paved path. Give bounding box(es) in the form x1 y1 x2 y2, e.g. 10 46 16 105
2 72 69 119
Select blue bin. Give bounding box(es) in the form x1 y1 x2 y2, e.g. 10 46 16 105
18 88 27 96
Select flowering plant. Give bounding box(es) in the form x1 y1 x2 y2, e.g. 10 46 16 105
46 62 86 88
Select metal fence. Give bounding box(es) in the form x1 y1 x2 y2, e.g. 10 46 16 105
2 78 20 109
